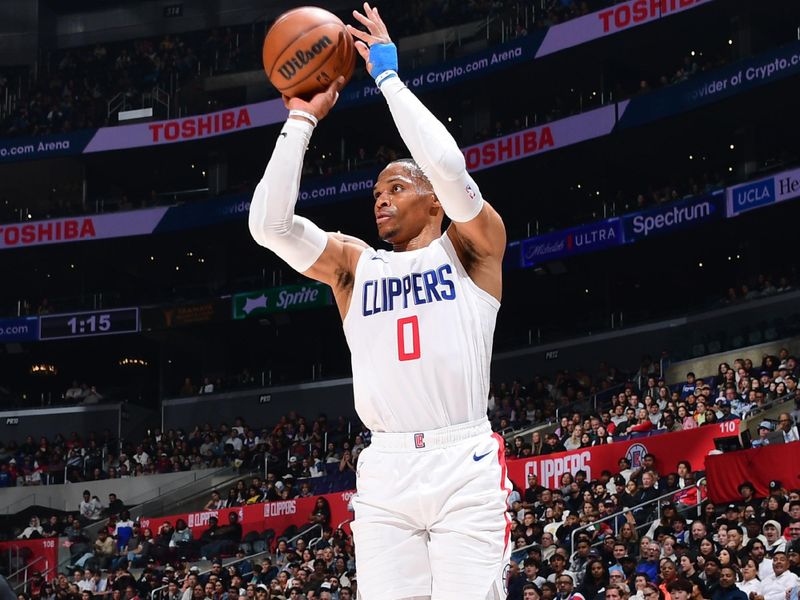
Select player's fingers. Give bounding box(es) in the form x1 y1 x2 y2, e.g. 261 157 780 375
346 23 369 39
351 10 375 30
372 5 386 28
354 40 370 62
346 24 379 45
330 75 346 94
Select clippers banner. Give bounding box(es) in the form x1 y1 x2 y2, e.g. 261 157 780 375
506 420 738 491
137 491 354 542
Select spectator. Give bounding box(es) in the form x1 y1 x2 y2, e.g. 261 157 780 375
93 529 116 570
205 491 225 510
18 516 44 539
65 381 83 401
170 518 195 558
107 493 124 516
681 373 697 399
737 558 763 597
78 386 102 405
761 552 799 600
78 490 103 525
752 421 775 448
712 565 747 600
556 572 585 600
778 414 799 443
763 521 787 555
199 513 242 560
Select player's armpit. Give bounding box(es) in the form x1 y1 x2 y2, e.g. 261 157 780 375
302 232 367 318
448 200 507 260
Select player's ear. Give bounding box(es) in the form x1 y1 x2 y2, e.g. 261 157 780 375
429 192 441 212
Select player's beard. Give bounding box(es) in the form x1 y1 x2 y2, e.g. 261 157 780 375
378 224 399 243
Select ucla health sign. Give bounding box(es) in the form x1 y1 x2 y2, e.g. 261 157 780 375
727 166 800 217
727 178 775 215
623 191 725 242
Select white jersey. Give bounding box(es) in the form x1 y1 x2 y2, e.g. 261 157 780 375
342 232 499 433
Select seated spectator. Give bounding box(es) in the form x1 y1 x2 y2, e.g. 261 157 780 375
65 521 93 568
778 414 800 443
204 490 225 510
761 552 799 600
106 492 124 516
65 381 83 401
151 521 177 564
41 514 62 537
82 386 103 405
752 421 775 448
170 518 195 558
200 513 242 560
78 490 103 525
93 529 116 570
18 516 44 539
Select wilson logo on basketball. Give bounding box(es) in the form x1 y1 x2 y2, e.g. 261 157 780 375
277 35 334 81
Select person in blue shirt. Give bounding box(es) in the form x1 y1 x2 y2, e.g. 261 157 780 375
0 464 13 487
636 542 660 582
680 373 697 399
716 400 739 422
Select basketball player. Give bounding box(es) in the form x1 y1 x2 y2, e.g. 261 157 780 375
248 4 509 598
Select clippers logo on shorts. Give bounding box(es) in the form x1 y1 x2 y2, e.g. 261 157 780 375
414 433 425 449
361 263 456 316
277 35 333 81
625 443 648 469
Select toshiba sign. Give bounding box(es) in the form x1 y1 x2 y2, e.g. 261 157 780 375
148 109 252 143
597 0 709 34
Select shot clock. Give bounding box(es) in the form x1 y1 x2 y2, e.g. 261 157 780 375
38 308 139 340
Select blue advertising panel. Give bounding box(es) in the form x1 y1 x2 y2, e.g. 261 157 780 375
520 218 623 268
617 41 800 129
622 191 725 243
0 316 39 342
727 177 776 216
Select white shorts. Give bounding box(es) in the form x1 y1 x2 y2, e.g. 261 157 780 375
350 418 512 600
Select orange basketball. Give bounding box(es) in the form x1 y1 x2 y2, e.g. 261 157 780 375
263 6 355 100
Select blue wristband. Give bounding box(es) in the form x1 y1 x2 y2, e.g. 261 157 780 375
370 42 398 83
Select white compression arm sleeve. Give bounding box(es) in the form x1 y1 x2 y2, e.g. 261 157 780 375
248 119 329 273
379 76 484 223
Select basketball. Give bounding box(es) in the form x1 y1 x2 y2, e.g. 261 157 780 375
262 6 355 99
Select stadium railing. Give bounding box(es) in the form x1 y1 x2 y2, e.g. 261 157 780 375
568 476 707 559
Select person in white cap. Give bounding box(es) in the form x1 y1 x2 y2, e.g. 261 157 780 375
751 421 775 448
763 520 787 555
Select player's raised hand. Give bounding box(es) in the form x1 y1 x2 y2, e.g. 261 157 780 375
346 3 394 77
283 76 346 123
